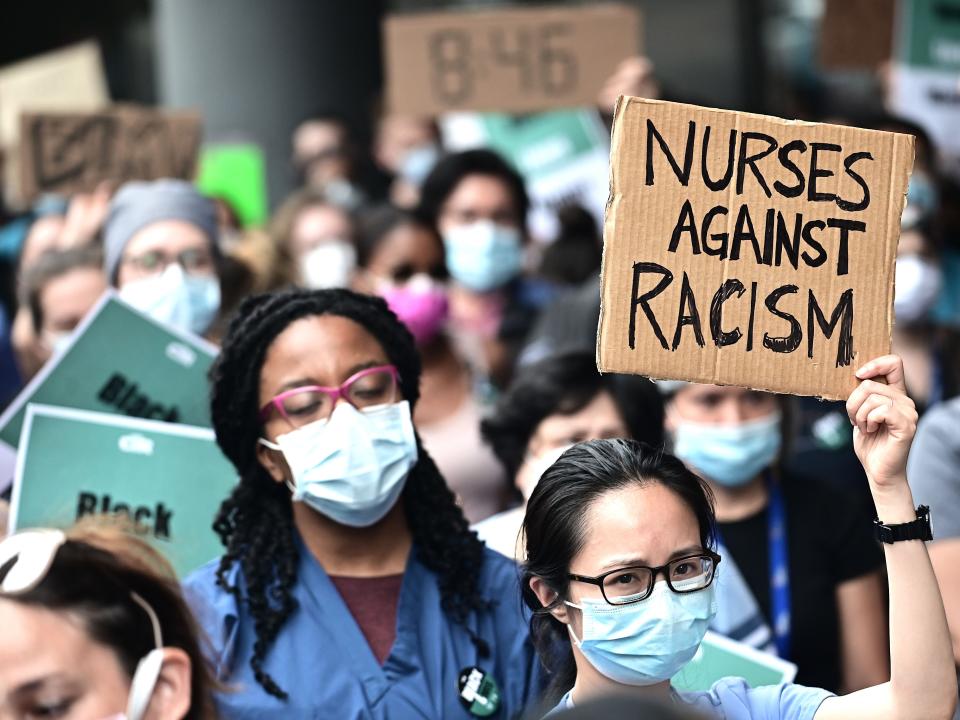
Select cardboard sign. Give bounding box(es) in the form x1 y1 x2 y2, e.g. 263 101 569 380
0 42 109 206
671 631 797 693
196 143 269 227
10 405 236 577
597 98 914 400
441 108 609 240
19 106 202 202
0 291 217 491
889 0 960 180
818 0 896 69
384 4 640 115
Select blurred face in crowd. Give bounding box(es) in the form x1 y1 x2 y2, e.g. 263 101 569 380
365 222 445 287
437 174 522 236
293 120 352 189
39 266 106 348
0 598 134 719
375 115 437 175
516 392 628 501
289 204 353 262
116 220 215 288
20 216 65 271
665 385 778 428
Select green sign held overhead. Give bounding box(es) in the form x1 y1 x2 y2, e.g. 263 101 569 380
0 291 218 491
672 631 797 694
196 143 268 227
10 405 236 577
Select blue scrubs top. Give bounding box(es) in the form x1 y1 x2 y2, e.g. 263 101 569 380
184 538 544 719
548 678 833 719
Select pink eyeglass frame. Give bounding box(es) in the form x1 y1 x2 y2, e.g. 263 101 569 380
259 364 400 421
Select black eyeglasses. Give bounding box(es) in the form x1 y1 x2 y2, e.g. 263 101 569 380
568 551 721 606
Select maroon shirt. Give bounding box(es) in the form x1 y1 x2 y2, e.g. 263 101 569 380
328 573 404 665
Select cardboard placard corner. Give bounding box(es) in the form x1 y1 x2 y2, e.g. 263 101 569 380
385 3 640 115
598 98 913 400
18 105 203 202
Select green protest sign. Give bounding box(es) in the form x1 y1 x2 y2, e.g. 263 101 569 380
0 291 218 490
671 632 797 693
10 404 236 577
196 143 268 227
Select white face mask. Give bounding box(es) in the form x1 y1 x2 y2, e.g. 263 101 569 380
119 264 221 336
261 401 418 527
42 329 72 356
300 241 357 290
895 254 942 324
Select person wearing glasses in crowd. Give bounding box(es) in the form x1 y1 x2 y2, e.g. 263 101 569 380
0 523 217 720
183 288 542 718
104 180 222 338
522 355 956 720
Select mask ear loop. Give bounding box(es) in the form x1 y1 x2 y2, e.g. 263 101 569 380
125 592 165 720
257 438 298 495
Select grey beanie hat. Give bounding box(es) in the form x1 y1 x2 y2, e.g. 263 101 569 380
104 179 219 283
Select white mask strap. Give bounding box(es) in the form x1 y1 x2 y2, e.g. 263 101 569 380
258 437 281 451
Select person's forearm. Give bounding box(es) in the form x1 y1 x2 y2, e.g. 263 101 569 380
874 479 957 719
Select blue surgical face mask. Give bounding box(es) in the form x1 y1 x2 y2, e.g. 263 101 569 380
120 264 220 336
671 412 781 488
566 581 717 686
443 220 523 293
260 401 418 527
399 143 440 186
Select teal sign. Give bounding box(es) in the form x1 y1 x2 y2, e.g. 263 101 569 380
672 631 797 693
897 0 960 70
0 291 218 489
10 405 236 576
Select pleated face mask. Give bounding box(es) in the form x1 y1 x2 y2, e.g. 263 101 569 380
566 579 717 686
261 400 418 527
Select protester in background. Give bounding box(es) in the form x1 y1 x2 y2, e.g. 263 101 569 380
104 180 222 338
373 113 442 208
18 244 106 369
419 149 552 388
893 222 960 411
356 204 508 523
476 353 663 559
269 188 358 290
537 206 602 288
9 195 70 379
906 396 960 716
0 524 217 720
524 357 956 719
185 288 542 717
291 112 366 210
659 381 888 693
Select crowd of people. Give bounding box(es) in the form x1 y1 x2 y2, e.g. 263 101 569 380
0 44 959 720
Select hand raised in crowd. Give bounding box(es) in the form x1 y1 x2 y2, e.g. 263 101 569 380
58 181 113 248
597 56 660 116
845 355 918 491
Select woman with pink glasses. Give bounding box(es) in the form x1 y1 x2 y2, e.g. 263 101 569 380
183 288 543 719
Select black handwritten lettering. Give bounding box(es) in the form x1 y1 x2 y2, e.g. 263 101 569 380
709 279 746 347
646 119 696 186
808 288 855 367
629 262 673 350
762 285 802 354
672 272 706 350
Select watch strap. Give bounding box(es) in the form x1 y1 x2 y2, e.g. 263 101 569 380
874 505 933 544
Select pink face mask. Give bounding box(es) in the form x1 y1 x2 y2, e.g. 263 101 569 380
380 274 450 346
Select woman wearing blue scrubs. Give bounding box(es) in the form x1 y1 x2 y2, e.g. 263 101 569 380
184 288 542 718
524 356 957 719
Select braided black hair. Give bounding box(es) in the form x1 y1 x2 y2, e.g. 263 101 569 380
209 288 490 699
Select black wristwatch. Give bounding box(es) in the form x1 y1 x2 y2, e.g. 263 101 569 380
874 505 933 544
